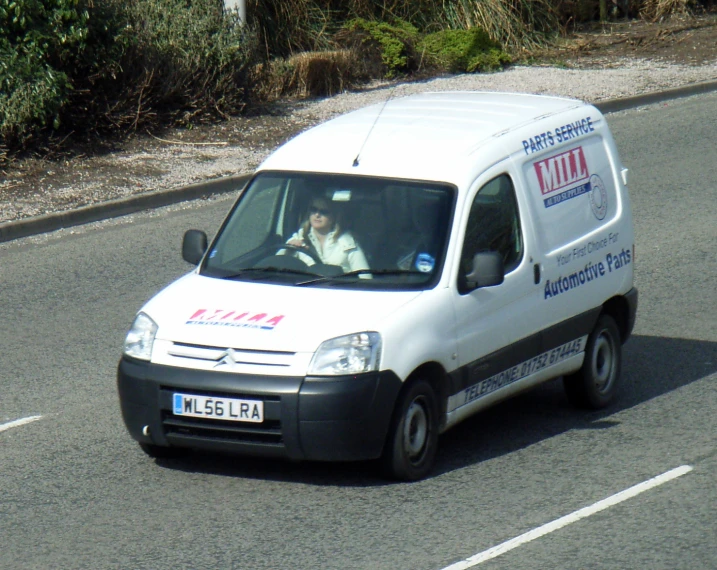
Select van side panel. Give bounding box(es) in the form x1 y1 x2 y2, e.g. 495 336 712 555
380 288 458 382
522 134 618 254
443 306 600 429
512 107 635 333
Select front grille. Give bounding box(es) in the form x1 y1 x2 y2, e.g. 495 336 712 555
161 412 283 445
167 342 295 368
160 385 281 402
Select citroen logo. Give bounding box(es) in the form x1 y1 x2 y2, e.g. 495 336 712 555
214 348 239 368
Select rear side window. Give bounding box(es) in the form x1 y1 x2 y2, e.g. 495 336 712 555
460 174 523 276
522 135 617 252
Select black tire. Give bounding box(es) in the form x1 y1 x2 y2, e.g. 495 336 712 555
139 442 184 459
381 378 439 481
563 314 622 409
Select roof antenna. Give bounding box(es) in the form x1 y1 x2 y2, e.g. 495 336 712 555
352 88 396 167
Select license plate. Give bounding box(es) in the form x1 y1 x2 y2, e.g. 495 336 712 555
173 393 263 423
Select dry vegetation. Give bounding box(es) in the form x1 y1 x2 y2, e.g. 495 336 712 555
254 50 363 100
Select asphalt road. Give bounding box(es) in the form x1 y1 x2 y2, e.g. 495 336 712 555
1 92 716 570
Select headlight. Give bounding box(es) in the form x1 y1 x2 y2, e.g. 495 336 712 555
123 312 158 361
309 332 382 376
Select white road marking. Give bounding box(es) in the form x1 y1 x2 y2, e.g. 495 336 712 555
442 465 694 570
0 415 43 433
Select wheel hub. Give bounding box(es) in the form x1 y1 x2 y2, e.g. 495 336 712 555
404 399 428 459
592 333 615 394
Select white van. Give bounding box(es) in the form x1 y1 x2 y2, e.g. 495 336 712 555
118 92 638 480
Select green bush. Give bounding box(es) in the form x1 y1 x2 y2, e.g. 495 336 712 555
2 0 258 153
335 18 510 78
252 0 559 58
0 0 89 146
250 0 445 58
419 28 511 73
341 18 420 78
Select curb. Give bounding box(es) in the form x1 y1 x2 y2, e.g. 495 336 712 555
2 78 717 244
594 77 717 113
0 174 249 243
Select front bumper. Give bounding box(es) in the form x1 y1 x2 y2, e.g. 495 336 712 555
117 358 402 461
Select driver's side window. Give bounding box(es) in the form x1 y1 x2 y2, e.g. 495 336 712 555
459 174 523 277
215 179 284 264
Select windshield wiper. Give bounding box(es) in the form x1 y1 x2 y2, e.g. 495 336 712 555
216 266 318 280
296 269 425 286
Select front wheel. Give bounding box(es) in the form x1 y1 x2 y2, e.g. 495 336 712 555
381 378 439 481
563 314 622 409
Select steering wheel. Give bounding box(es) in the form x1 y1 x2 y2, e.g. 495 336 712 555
252 242 323 269
278 244 322 264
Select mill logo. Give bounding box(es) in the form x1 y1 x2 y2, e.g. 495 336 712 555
186 309 285 330
534 146 592 208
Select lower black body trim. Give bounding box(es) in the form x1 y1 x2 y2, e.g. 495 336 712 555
447 307 601 395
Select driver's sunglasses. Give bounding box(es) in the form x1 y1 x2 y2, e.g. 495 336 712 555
310 206 332 217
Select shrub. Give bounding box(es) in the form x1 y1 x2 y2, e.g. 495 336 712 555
446 0 561 51
0 0 89 147
337 18 421 78
250 0 337 58
69 0 257 134
250 0 444 58
2 0 258 153
419 28 511 73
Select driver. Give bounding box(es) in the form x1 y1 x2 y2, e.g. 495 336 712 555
286 196 369 273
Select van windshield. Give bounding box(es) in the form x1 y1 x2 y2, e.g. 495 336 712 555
201 172 455 290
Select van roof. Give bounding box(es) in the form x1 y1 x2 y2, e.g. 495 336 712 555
259 91 590 184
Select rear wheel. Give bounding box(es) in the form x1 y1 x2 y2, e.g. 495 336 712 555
381 378 439 481
563 314 622 409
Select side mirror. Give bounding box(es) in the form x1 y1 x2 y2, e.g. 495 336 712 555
465 251 504 290
182 230 208 265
